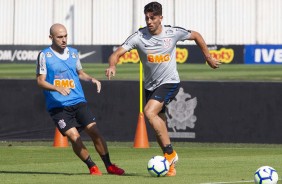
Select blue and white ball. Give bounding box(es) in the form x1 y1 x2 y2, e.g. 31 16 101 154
147 155 169 177
254 166 278 184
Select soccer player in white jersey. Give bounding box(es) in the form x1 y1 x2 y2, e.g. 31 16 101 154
37 23 124 176
106 2 221 176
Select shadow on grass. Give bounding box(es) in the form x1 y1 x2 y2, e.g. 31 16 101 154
0 170 148 177
0 170 84 176
121 173 149 177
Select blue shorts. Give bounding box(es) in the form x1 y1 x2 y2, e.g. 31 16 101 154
49 102 96 135
145 83 180 113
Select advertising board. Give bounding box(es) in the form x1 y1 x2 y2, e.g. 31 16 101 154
0 45 102 63
245 45 282 64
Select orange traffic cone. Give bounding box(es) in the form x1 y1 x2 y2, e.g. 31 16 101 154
53 127 69 147
133 112 150 148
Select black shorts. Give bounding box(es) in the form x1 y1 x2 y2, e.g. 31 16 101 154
145 83 180 113
49 102 96 135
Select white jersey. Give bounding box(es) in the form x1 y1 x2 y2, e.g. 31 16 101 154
122 25 191 90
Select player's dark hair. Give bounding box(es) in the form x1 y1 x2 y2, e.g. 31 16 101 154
144 1 162 16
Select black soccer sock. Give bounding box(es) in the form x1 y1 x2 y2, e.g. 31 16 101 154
83 155 96 168
163 144 173 154
100 153 112 168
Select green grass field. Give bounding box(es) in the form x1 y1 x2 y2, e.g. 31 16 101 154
1 142 282 184
1 63 282 184
0 63 282 81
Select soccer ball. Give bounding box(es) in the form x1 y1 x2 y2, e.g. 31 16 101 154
254 166 279 184
147 155 169 177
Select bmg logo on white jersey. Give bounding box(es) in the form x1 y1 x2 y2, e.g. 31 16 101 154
147 54 170 63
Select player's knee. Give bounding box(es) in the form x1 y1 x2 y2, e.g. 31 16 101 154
69 134 81 144
85 123 101 137
65 129 81 143
144 107 157 121
144 107 150 118
86 122 97 129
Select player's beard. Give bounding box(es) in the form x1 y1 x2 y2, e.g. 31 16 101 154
61 43 66 49
148 24 162 35
52 43 66 53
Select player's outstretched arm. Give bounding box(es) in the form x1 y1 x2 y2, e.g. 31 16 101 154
106 47 127 80
77 69 101 93
188 31 221 69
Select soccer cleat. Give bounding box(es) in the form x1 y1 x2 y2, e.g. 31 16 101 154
166 163 176 176
164 150 178 165
89 165 102 175
107 164 125 175
164 150 178 177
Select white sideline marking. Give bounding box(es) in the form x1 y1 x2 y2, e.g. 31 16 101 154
200 180 253 184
